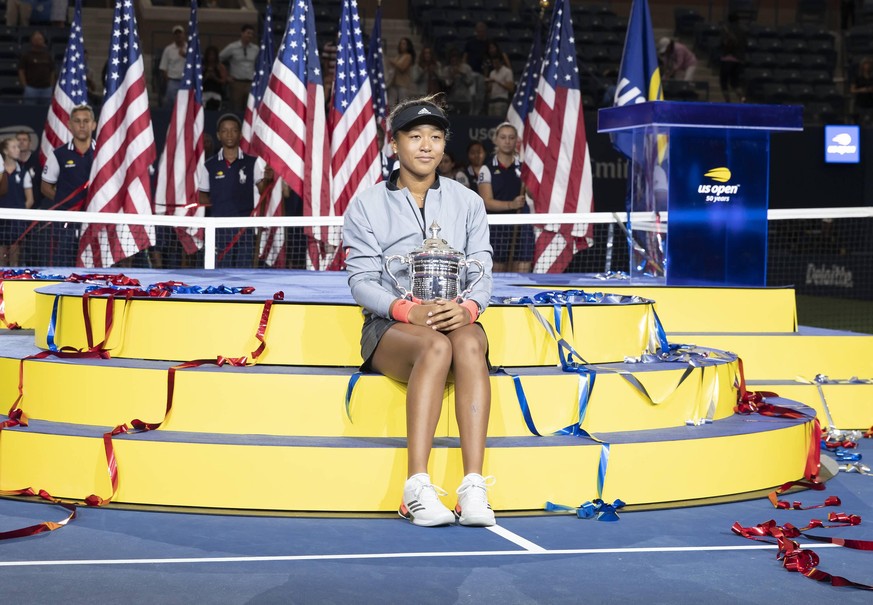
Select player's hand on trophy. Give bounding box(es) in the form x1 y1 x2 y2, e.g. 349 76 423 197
423 299 467 332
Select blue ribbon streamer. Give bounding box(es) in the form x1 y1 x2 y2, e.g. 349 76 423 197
650 308 670 354
147 284 255 295
491 289 655 307
596 443 610 498
553 371 596 437
344 372 363 422
498 368 595 438
833 448 862 462
0 269 68 280
46 295 61 352
506 371 541 437
545 498 626 521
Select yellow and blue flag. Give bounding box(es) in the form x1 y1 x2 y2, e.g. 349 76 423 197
611 0 663 158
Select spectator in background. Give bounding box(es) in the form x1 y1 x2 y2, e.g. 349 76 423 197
6 0 33 26
658 37 698 81
850 57 873 124
438 150 468 187
0 137 33 267
387 37 415 105
41 104 96 267
463 140 486 195
202 45 228 111
482 41 511 77
484 43 514 118
15 130 44 266
463 21 490 75
478 123 532 273
15 130 39 205
415 47 444 96
463 21 491 114
220 24 258 112
442 49 474 115
197 114 272 268
719 13 747 103
159 25 188 108
18 31 55 103
600 67 619 107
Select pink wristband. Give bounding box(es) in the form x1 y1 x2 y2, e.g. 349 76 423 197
391 299 418 323
460 299 480 324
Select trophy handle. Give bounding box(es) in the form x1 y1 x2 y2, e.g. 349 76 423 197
385 254 410 298
458 259 485 299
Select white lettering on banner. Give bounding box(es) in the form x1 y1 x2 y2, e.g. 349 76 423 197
614 78 646 106
826 144 857 155
805 264 854 288
698 168 742 204
698 184 740 195
594 160 628 179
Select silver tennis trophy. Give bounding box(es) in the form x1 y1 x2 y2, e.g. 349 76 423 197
386 222 484 302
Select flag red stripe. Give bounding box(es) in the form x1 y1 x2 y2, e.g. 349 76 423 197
329 106 379 215
252 101 305 182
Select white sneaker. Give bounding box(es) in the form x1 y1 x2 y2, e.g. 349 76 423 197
399 473 456 527
455 473 496 527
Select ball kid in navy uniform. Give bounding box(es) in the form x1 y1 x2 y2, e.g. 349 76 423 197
477 123 533 273
0 137 34 266
41 104 96 267
198 113 272 268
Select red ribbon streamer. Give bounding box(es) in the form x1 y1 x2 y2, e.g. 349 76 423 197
0 488 78 541
2 288 280 528
66 273 141 286
11 181 90 249
83 294 282 507
732 519 873 590
250 291 284 360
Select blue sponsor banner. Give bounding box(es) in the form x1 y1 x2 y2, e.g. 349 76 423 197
824 125 860 164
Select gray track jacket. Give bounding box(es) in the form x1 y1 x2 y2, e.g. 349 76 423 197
343 173 494 319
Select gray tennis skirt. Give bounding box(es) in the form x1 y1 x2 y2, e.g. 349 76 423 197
359 314 491 372
360 315 396 369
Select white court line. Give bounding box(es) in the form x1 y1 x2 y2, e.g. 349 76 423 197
0 543 841 568
486 525 546 552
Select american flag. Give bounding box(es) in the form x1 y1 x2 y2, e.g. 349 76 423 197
154 0 204 255
39 0 88 166
241 3 286 267
521 0 593 274
330 0 380 217
366 4 389 148
251 0 330 270
241 2 275 152
507 17 543 149
78 0 156 268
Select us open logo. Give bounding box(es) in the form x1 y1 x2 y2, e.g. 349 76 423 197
697 167 740 203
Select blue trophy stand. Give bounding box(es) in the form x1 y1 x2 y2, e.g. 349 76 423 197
598 101 803 286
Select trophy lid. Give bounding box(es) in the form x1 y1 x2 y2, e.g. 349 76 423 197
410 222 464 260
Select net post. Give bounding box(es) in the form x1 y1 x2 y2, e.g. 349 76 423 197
203 222 216 270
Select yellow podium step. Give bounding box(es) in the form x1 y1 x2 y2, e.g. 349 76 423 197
670 331 873 379
533 285 797 333
0 408 816 511
0 335 739 438
31 289 664 366
748 380 873 430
